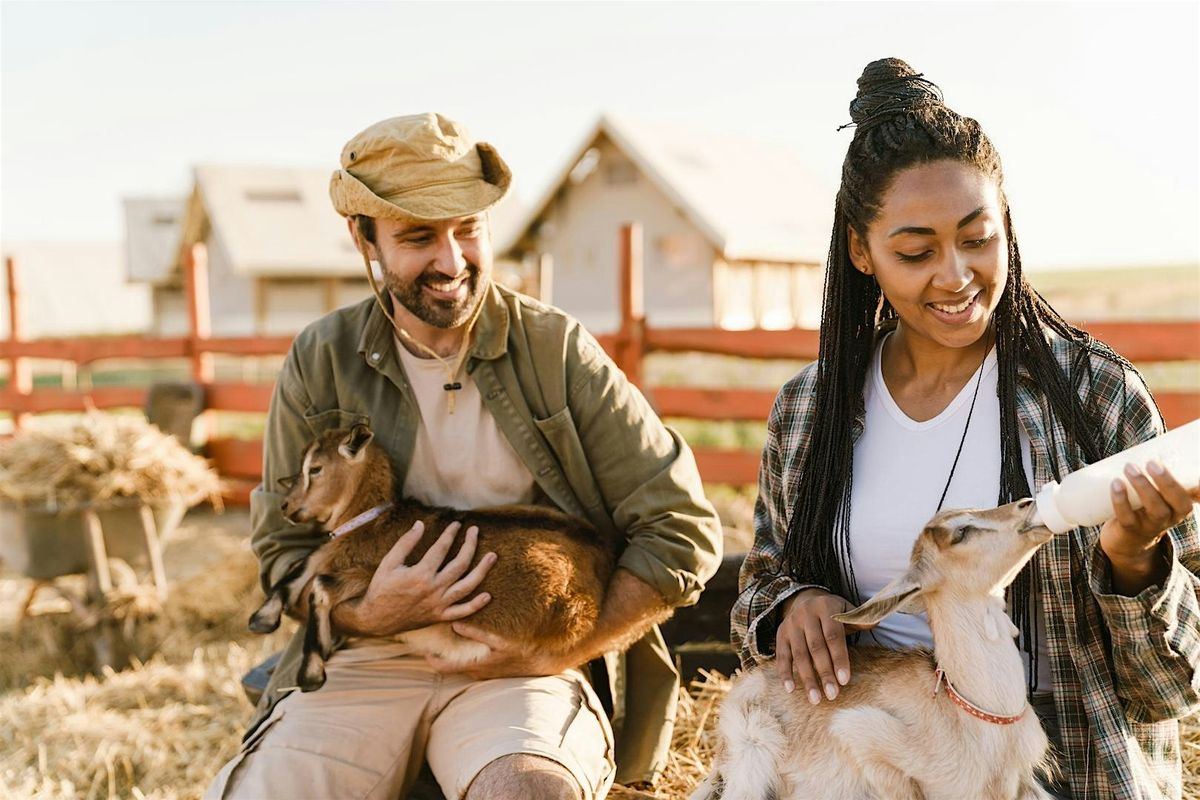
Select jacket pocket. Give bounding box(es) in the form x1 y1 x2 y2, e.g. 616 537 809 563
532 407 605 512
302 408 370 437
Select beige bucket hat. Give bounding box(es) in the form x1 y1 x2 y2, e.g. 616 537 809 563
329 112 512 221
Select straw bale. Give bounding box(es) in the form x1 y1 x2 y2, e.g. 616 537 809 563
0 412 219 511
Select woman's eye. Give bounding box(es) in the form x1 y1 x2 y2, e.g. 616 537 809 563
965 234 997 248
896 250 932 263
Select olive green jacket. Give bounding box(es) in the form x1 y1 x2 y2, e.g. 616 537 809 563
244 284 723 785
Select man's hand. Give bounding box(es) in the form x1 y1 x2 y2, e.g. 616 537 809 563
1101 460 1199 596
424 622 566 680
333 520 497 638
425 569 672 679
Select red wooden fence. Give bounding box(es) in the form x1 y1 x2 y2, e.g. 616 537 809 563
4 233 1199 504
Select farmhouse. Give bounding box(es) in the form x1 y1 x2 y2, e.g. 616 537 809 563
501 114 833 332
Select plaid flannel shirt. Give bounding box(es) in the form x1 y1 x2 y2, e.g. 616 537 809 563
731 327 1200 800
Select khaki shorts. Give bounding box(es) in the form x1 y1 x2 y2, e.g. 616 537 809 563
205 641 615 800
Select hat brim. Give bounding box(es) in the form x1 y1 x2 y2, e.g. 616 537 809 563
330 168 508 222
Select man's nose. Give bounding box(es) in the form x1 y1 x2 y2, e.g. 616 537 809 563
432 232 467 277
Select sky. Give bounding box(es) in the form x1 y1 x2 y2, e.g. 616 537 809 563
2 0 1198 270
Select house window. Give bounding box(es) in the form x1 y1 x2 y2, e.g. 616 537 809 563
604 161 638 185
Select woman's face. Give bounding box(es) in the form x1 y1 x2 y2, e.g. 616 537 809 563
848 160 1008 353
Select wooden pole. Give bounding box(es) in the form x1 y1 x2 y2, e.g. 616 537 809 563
138 504 169 601
618 223 645 387
5 256 32 429
538 253 554 305
184 242 215 383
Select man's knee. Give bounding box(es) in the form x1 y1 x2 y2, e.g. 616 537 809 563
464 753 581 800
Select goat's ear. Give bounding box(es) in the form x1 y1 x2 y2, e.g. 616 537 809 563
833 576 923 629
277 474 297 491
338 424 374 461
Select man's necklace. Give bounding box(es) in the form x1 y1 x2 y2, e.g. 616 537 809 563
933 340 992 513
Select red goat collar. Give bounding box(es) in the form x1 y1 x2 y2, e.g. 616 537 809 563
933 666 1027 726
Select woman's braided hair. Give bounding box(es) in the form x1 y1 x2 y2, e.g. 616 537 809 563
782 57 1132 691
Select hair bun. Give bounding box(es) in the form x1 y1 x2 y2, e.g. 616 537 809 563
846 58 944 128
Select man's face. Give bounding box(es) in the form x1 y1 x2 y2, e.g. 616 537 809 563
367 214 493 329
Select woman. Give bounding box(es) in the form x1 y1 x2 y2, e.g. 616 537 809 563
730 58 1200 800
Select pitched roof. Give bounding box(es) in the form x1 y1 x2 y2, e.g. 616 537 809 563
176 164 527 278
123 196 186 285
178 165 362 277
501 114 834 264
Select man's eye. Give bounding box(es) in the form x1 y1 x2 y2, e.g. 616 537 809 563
404 236 434 247
457 226 480 238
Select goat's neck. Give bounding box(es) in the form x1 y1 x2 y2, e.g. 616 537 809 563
925 591 1027 715
327 451 395 530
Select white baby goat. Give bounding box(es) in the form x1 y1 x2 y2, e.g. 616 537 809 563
692 498 1057 800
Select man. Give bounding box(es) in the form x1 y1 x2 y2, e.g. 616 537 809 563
205 113 722 800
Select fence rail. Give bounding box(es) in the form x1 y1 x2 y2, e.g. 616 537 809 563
4 233 1199 503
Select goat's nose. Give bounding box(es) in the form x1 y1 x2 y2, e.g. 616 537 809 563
280 500 289 513
1016 498 1034 509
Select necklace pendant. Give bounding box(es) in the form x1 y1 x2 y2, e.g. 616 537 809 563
443 382 463 391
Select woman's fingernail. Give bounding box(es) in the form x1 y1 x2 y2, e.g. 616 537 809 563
1148 460 1165 476
1111 479 1125 494
808 689 821 705
783 679 795 693
825 683 838 700
1125 463 1139 478
837 669 849 685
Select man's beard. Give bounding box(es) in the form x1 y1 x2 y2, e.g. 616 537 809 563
382 261 486 329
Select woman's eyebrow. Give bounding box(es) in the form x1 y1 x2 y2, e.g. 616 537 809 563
887 206 989 238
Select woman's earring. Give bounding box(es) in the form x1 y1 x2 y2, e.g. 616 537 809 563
369 260 383 282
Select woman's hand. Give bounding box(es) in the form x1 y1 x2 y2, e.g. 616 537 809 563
775 588 862 705
1100 460 1200 596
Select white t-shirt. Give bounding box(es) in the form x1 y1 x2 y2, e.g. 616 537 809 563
847 334 1051 690
394 336 536 509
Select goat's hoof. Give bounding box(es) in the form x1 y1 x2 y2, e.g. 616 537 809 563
299 662 326 692
247 611 281 634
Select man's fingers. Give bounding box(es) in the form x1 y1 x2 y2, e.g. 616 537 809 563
442 591 492 621
444 551 496 600
438 525 481 582
380 520 425 571
821 616 852 687
418 521 462 572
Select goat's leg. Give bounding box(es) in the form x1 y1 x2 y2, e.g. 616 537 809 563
298 574 337 692
830 707 925 800
1015 777 1053 800
248 556 312 633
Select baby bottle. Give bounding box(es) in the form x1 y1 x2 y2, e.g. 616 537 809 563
1033 418 1200 534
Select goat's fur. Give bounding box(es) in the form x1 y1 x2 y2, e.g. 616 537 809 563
692 500 1058 800
248 425 622 691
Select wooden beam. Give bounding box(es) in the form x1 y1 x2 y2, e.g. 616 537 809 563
1157 391 1200 430
616 223 645 387
692 447 760 486
184 242 214 382
205 382 274 413
0 386 148 414
207 437 264 480
652 386 775 421
1083 322 1200 363
647 327 822 360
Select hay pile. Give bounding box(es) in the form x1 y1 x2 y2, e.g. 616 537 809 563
2 509 1200 799
0 412 219 510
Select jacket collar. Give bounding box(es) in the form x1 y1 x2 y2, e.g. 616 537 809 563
357 281 511 366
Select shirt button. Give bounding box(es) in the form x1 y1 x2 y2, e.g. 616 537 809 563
370 352 381 361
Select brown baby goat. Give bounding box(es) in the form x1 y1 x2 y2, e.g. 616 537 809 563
248 424 622 691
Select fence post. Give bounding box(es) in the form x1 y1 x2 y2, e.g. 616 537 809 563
617 223 645 387
538 253 554 305
5 256 32 430
184 242 215 383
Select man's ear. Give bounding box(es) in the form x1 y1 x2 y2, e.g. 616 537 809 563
338 424 375 461
847 225 874 276
833 574 923 629
277 474 298 491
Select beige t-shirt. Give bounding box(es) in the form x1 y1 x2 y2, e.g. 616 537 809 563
394 336 536 509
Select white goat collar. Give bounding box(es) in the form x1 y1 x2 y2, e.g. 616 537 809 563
933 666 1027 726
329 503 392 539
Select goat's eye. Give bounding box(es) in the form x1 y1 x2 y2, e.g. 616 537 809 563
308 466 322 477
951 525 973 544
